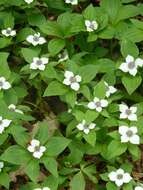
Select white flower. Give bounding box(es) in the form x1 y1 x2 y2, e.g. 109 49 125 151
8 104 23 114
119 104 137 121
119 55 143 76
63 71 82 91
26 32 46 46
0 77 11 90
34 187 50 190
135 186 143 190
27 139 46 159
1 28 16 37
24 0 34 4
108 168 132 187
58 50 69 63
30 57 49 71
0 116 12 134
76 120 96 134
119 126 140 144
65 0 78 5
104 82 117 97
85 20 98 32
0 162 4 172
88 97 108 112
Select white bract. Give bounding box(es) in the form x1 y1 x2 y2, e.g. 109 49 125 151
104 82 117 97
34 187 50 190
8 104 23 114
0 162 4 172
65 0 78 5
24 0 34 4
30 57 49 71
88 97 108 112
119 104 137 121
135 186 143 190
58 51 69 63
0 116 12 134
27 139 46 159
2 27 16 37
119 126 140 144
119 55 143 76
26 32 46 46
63 71 82 91
0 77 11 90
85 20 98 32
76 120 96 134
108 168 132 187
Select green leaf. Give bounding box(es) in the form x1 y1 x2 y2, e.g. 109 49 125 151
120 39 139 58
35 121 49 144
0 173 10 189
128 144 141 160
116 5 139 23
107 140 127 159
25 160 40 182
70 172 85 190
93 80 106 98
1 145 31 165
106 181 117 190
100 0 121 23
43 81 68 96
48 38 65 56
43 157 58 177
46 137 71 156
65 91 77 107
0 52 10 78
83 131 96 146
0 38 11 49
79 65 98 83
122 75 142 95
21 48 40 63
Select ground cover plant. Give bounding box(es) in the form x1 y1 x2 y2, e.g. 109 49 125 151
1 0 143 189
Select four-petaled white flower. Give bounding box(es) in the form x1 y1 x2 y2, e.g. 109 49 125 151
58 50 69 63
108 168 132 187
119 104 137 121
1 27 16 37
0 162 4 172
135 186 143 190
63 71 82 91
8 104 23 114
65 0 78 5
24 0 34 4
119 126 140 144
0 116 12 134
30 57 49 71
27 139 46 159
0 77 11 90
34 187 50 190
26 32 46 46
76 120 96 134
85 20 98 32
119 55 143 76
88 97 108 112
104 82 117 97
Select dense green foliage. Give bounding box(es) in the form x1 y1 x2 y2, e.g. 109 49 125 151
0 0 143 189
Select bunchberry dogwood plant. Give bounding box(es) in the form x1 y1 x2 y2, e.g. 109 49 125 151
1 28 16 37
119 126 140 144
88 97 108 112
30 57 49 71
108 169 132 187
76 120 96 134
85 20 98 32
119 104 137 121
0 0 143 189
63 71 82 91
27 139 46 159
